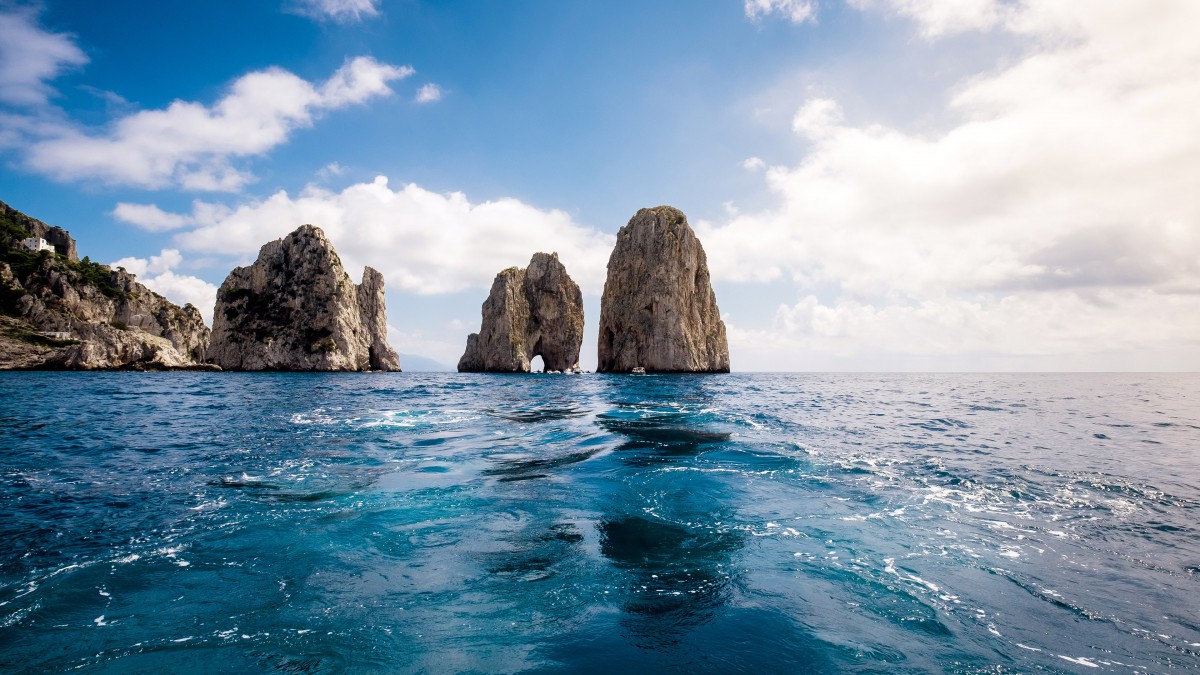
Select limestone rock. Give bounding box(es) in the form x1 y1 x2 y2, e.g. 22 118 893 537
207 224 401 371
2 199 77 261
458 252 584 372
597 206 729 373
49 322 218 371
0 315 64 370
2 201 211 369
357 267 402 371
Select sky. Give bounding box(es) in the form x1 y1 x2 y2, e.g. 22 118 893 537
1 0 1198 371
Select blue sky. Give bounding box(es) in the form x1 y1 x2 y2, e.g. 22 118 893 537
2 0 1198 370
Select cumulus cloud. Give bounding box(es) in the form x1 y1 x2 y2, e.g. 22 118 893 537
728 288 1200 371
287 0 380 23
0 9 88 106
139 176 614 296
790 97 841 139
24 57 413 191
744 0 817 24
110 249 219 325
846 0 1008 37
415 83 443 104
111 202 191 232
710 0 1200 369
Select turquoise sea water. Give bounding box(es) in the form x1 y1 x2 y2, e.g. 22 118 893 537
1 372 1198 673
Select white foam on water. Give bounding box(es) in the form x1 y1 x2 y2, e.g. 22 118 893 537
93 615 108 627
1057 655 1099 668
189 498 227 511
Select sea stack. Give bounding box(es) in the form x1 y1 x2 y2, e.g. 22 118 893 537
458 252 584 372
597 206 729 373
207 225 401 371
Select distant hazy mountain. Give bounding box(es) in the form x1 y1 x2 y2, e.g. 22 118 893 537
398 353 452 372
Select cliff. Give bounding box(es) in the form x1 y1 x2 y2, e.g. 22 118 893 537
458 252 584 372
597 206 729 373
0 201 212 370
207 224 401 371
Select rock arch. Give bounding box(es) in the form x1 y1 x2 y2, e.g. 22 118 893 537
457 252 584 372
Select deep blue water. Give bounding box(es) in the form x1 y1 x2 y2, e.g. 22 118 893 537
1 373 1198 673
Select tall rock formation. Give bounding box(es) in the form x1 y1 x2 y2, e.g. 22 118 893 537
1 200 211 370
207 224 400 371
458 252 584 372
597 206 730 373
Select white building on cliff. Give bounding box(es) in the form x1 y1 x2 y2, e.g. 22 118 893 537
21 237 55 253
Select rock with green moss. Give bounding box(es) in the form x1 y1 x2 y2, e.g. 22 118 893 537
1 200 210 369
597 206 729 373
207 224 401 371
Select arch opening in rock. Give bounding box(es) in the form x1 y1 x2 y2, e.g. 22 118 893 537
457 252 584 373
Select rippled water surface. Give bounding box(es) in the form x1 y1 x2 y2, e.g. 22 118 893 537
1 372 1198 673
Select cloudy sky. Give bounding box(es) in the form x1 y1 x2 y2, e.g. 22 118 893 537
1 0 1197 370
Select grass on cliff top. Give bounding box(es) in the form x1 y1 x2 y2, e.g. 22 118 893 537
1 247 127 301
2 206 125 301
0 210 32 246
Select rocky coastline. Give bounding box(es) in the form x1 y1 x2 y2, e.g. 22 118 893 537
2 199 730 373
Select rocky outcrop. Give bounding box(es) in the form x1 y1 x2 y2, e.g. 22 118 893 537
1 201 211 370
17 264 209 359
597 206 729 373
356 267 402 371
458 252 584 372
50 322 217 371
1 199 77 261
207 224 401 371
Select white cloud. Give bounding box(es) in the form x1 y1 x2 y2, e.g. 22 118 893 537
110 249 218 325
741 156 766 171
744 0 817 24
0 9 88 106
316 161 344 179
155 175 614 296
288 0 380 23
112 202 191 232
415 83 443 104
729 289 1200 371
847 0 1008 37
24 57 412 191
790 97 841 139
709 0 1200 369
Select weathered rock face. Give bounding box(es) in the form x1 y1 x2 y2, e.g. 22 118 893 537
50 322 216 371
207 224 401 371
356 267 402 371
1 199 78 261
458 252 584 372
597 206 730 373
2 201 211 370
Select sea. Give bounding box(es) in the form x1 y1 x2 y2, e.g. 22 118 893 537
0 372 1198 673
